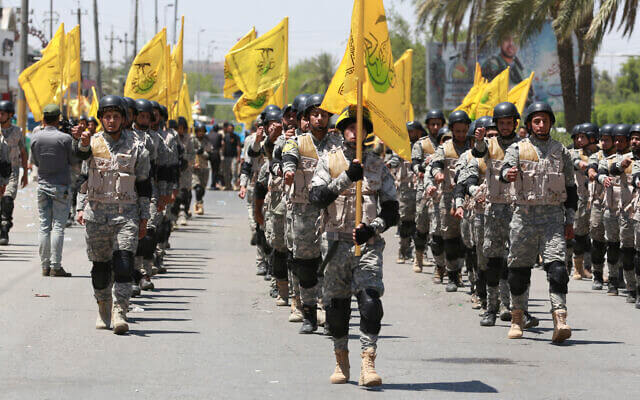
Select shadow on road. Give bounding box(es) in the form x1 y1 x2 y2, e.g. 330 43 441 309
128 329 200 337
376 380 498 393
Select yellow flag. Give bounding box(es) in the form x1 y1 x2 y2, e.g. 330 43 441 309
508 71 535 115
473 67 509 119
170 17 184 103
177 74 193 128
18 24 65 122
233 84 284 127
473 62 482 86
125 28 168 103
225 18 288 98
455 77 486 115
322 0 411 160
394 49 414 122
63 25 81 91
89 86 102 131
224 27 257 99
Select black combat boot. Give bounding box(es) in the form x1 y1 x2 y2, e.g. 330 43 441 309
299 304 318 334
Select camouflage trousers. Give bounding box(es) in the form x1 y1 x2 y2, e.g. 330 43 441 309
473 213 488 271
589 204 606 242
265 210 287 253
192 168 210 189
573 198 590 236
4 167 19 199
436 192 460 240
483 203 512 259
460 210 474 249
415 189 432 234
323 236 384 351
604 210 634 248
85 219 139 262
508 205 566 268
179 167 193 190
399 188 417 222
286 202 321 259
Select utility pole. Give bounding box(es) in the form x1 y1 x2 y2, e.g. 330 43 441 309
154 0 158 33
71 4 87 98
133 0 139 56
18 0 28 133
49 0 53 38
93 0 102 97
105 26 116 68
124 32 129 63
173 0 178 43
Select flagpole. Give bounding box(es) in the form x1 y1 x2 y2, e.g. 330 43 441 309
354 0 364 257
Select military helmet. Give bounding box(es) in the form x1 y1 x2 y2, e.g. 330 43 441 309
133 99 153 115
437 126 452 142
630 123 640 136
424 109 446 125
467 120 477 138
97 95 127 119
159 105 169 120
87 116 98 124
406 120 426 135
149 100 161 110
475 115 492 129
78 115 87 122
599 123 615 137
122 97 135 111
303 93 325 117
613 123 631 138
177 116 189 128
0 100 15 114
260 104 282 123
448 110 471 128
335 105 374 134
523 101 555 126
194 120 206 132
328 113 339 130
283 103 294 115
570 124 581 138
293 94 310 119
492 102 520 122
168 119 178 130
580 122 600 140
263 108 283 124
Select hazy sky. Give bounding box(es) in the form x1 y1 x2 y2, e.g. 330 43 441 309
6 0 639 77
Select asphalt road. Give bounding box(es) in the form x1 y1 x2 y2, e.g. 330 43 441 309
1 187 638 399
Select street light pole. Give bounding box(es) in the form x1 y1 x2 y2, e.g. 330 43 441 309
164 3 174 32
197 28 205 99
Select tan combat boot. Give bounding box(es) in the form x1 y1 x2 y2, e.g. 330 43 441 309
95 300 112 329
432 265 445 283
359 348 382 387
507 309 524 339
275 281 289 306
397 249 405 264
551 309 572 343
194 201 204 215
330 349 350 384
111 302 129 335
289 295 303 322
572 256 584 280
413 251 423 273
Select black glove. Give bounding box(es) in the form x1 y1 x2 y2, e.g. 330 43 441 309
0 161 10 178
346 161 363 182
354 224 375 245
196 147 204 155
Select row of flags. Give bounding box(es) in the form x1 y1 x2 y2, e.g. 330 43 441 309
455 63 535 120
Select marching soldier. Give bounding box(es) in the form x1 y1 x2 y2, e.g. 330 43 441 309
192 121 211 215
173 117 196 226
310 105 398 387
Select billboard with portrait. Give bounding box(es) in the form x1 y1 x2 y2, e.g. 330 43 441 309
427 21 567 112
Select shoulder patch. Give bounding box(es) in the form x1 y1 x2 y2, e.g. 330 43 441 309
282 138 298 154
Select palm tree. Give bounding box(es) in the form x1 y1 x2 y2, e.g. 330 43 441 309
300 52 337 94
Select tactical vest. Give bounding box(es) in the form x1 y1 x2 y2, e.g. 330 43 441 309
604 153 633 214
442 140 461 193
289 134 319 204
514 138 567 206
466 151 487 213
2 126 22 167
324 149 380 235
421 136 437 164
485 137 514 204
574 149 590 200
87 134 138 204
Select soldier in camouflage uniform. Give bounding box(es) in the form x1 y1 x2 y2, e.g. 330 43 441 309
425 110 471 292
411 110 446 276
469 103 521 326
387 121 423 265
192 121 211 215
568 123 598 281
173 117 196 226
254 107 289 306
282 93 343 333
628 124 640 309
0 101 28 245
587 124 616 290
500 102 576 343
599 124 635 297
309 105 398 387
75 95 151 335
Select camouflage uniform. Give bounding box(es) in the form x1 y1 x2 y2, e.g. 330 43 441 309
173 132 196 218
1 125 25 237
282 131 343 308
241 133 267 271
629 157 640 302
76 130 151 317
568 147 595 275
310 145 397 352
502 136 576 313
192 135 211 198
588 150 609 282
387 143 418 261
155 125 181 262
411 134 443 268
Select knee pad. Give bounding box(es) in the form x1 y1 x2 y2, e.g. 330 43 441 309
508 268 532 296
271 250 288 280
622 247 636 271
430 235 444 256
486 258 502 287
607 242 621 264
357 289 384 335
443 237 462 261
194 184 205 200
91 261 111 289
592 240 606 264
546 261 569 294
414 230 428 250
1 195 13 220
326 297 351 338
112 250 134 283
139 232 156 259
294 257 321 289
399 220 416 239
132 268 142 284
574 235 590 255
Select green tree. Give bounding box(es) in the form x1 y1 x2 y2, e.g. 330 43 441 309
287 52 337 103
